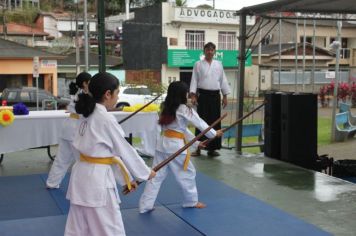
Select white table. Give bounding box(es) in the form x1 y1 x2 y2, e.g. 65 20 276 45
0 110 158 161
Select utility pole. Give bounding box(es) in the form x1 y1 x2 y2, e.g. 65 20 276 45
236 10 247 153
331 19 342 142
295 17 298 92
278 12 282 90
312 17 316 93
302 19 306 92
84 0 89 71
97 0 106 72
75 1 80 75
125 0 129 20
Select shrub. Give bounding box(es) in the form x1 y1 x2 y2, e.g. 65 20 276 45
318 81 356 107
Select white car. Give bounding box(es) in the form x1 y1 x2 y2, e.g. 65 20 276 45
116 85 165 109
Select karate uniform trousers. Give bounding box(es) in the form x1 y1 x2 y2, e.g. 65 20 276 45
139 104 216 213
139 150 198 213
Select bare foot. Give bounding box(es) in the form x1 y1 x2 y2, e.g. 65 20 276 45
195 202 206 209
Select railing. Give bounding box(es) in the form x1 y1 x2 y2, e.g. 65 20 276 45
272 70 350 85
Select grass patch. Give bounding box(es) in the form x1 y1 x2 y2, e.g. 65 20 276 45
141 118 332 154
222 117 332 153
318 117 332 146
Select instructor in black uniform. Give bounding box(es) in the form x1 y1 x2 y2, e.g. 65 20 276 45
189 42 231 157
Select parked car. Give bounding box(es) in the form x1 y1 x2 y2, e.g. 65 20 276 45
116 85 166 109
0 87 70 110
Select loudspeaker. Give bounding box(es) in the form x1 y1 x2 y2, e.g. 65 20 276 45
264 92 282 159
280 93 317 169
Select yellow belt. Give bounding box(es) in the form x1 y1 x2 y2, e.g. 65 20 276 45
79 153 132 190
163 130 190 171
69 113 80 119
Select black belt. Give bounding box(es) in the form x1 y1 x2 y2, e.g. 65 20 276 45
198 89 220 95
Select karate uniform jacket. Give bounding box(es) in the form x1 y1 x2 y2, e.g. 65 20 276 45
157 104 217 154
67 104 151 207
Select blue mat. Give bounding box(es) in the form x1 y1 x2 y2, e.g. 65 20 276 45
39 174 70 214
341 177 356 184
0 207 203 236
40 172 236 212
0 175 62 220
39 174 163 212
166 196 331 236
0 215 66 236
122 206 203 236
10 172 331 236
156 173 243 205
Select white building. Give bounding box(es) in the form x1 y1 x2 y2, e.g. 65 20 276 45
162 3 255 96
35 12 97 39
123 3 256 98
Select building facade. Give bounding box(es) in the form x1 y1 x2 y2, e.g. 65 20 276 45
0 38 62 95
35 12 97 39
123 3 255 97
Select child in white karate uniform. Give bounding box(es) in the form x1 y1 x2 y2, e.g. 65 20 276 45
139 81 223 213
64 72 156 236
46 72 91 189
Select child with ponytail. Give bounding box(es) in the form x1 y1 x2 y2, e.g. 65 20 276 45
64 72 155 236
46 72 91 189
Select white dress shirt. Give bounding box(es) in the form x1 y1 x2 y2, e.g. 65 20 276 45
190 59 231 95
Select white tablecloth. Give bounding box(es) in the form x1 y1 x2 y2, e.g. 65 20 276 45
0 110 158 157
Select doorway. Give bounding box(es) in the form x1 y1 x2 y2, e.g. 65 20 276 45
180 71 192 87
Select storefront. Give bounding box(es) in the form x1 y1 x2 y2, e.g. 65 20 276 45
0 38 62 95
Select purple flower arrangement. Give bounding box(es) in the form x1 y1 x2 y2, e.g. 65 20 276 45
13 103 29 115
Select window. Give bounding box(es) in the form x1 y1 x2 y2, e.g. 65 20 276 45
300 36 312 44
185 30 205 50
123 88 151 95
218 32 236 50
78 23 84 31
20 92 31 102
123 88 137 95
38 91 52 100
7 91 17 101
139 88 151 95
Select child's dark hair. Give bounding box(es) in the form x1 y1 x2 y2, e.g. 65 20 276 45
75 72 119 117
159 81 188 125
69 72 92 95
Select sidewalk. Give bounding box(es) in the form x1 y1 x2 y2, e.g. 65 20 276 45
319 139 356 161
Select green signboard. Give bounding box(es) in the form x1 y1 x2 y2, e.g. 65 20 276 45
167 49 252 67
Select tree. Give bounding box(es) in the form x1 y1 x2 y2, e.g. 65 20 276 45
196 4 213 9
131 0 167 7
175 0 187 7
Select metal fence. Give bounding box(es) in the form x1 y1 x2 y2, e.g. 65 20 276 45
273 70 350 85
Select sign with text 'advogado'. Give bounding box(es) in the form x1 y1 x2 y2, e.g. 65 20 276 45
174 7 255 25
